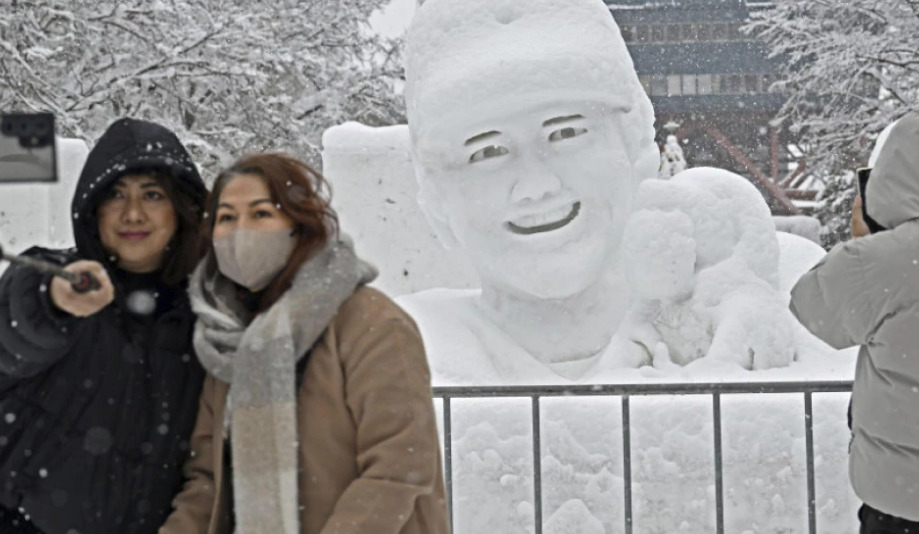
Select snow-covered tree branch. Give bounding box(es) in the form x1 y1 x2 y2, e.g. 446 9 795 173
748 0 919 245
0 0 405 178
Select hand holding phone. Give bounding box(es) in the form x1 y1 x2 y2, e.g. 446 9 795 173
49 260 114 318
851 195 871 238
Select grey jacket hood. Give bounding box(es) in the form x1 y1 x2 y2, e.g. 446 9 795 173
867 111 919 229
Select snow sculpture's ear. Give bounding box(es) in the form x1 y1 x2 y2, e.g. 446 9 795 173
415 169 461 250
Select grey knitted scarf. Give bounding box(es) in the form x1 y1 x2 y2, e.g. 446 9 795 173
188 237 377 534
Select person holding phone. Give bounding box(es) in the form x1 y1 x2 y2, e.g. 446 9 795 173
790 112 919 533
0 118 207 534
159 153 448 534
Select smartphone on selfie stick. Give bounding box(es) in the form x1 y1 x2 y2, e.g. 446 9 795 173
0 112 100 292
855 168 887 234
1 112 57 183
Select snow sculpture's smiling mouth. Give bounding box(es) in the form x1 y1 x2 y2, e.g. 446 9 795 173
506 202 581 235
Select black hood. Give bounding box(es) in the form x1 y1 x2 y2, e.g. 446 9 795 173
71 118 207 264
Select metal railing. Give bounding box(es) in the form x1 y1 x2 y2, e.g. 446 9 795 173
432 380 854 534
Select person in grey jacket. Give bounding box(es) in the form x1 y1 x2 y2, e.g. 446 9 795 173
790 112 919 533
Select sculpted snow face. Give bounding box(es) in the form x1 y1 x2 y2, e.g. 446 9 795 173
404 0 658 301
413 99 642 299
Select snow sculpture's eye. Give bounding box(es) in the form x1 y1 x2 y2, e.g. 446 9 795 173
548 127 588 142
469 145 510 163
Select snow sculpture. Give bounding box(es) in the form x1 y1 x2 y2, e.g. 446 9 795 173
384 0 832 386
398 0 660 384
658 134 687 179
621 168 797 370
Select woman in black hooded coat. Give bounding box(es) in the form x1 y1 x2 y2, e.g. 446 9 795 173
0 118 207 534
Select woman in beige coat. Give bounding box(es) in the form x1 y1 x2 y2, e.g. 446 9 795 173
159 153 449 534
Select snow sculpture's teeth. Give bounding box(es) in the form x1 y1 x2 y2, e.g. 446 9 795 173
506 202 581 235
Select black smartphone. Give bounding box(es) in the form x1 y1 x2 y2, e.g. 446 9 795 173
0 112 57 183
856 167 886 234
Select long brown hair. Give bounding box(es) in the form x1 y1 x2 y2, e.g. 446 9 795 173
203 153 338 311
155 171 206 286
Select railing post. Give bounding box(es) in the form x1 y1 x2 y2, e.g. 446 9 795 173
804 391 817 534
713 392 724 534
532 396 543 534
622 395 633 534
443 396 453 533
430 380 853 534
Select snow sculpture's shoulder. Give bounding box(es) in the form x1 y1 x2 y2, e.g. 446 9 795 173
397 288 502 385
398 288 610 385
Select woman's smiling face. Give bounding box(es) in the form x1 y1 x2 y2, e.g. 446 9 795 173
97 174 177 273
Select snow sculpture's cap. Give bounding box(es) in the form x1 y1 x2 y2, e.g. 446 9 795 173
403 0 653 139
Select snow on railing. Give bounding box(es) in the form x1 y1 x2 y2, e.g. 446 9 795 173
432 380 854 534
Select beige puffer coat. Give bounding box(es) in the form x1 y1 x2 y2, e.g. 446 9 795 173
790 111 919 521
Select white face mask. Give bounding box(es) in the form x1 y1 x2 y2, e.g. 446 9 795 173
213 227 297 291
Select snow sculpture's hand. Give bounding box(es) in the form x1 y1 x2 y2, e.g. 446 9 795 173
50 260 114 317
706 289 795 370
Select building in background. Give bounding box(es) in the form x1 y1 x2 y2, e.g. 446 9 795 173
607 0 816 215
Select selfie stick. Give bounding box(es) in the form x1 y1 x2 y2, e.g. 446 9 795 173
0 244 100 293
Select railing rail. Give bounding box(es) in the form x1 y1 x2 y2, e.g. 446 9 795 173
432 380 854 534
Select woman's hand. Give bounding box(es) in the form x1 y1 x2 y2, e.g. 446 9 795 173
50 260 115 317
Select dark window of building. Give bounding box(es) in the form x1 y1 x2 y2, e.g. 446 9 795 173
621 25 634 42
745 74 760 93
712 23 728 41
651 25 665 42
666 24 682 42
698 24 711 41
637 25 650 43
725 74 744 94
682 23 698 41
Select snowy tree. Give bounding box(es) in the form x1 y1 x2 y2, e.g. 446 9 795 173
658 134 687 180
748 0 919 246
0 0 405 177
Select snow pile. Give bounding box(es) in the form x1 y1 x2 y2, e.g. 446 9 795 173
621 168 797 370
773 215 822 244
